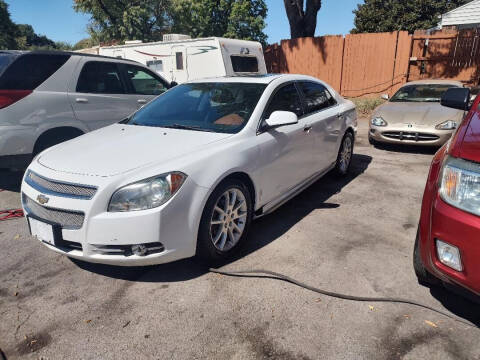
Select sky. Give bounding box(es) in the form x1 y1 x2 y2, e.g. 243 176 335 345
5 0 361 45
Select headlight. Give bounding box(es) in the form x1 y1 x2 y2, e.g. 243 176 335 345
436 120 457 130
439 156 480 216
371 117 387 127
108 172 187 212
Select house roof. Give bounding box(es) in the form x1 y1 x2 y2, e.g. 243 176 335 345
441 0 480 26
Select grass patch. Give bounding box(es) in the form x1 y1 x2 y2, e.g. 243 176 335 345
350 97 386 117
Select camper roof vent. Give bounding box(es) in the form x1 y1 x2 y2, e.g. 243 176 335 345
163 34 191 42
125 40 143 45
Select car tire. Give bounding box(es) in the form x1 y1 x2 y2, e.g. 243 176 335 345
334 132 354 176
197 178 253 265
413 227 440 286
368 135 377 146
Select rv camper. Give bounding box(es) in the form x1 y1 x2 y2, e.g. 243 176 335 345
99 35 267 83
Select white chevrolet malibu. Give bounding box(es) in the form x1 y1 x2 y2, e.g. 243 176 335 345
21 74 357 266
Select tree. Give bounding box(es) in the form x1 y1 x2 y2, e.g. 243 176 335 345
73 0 172 43
0 0 18 50
15 24 57 50
352 0 471 34
171 0 267 45
73 38 96 50
283 0 321 39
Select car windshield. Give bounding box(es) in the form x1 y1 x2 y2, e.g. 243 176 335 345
390 84 458 103
128 82 267 134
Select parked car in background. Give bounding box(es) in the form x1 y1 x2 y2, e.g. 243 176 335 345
21 74 357 266
369 80 465 147
0 50 170 170
414 86 480 299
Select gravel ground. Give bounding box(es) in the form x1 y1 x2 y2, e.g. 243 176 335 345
1 118 480 360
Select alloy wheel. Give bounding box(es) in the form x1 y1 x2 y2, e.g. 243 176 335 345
209 188 248 252
339 136 352 173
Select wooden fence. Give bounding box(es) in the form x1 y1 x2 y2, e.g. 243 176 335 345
264 29 480 98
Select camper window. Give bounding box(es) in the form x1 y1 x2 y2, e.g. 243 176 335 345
146 60 163 73
176 52 184 70
231 56 258 73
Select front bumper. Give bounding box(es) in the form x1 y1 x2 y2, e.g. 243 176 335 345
425 195 480 295
21 164 208 266
369 124 454 146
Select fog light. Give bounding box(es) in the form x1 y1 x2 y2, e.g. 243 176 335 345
132 244 148 256
436 239 463 272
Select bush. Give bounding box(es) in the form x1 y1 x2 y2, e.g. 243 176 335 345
350 97 386 116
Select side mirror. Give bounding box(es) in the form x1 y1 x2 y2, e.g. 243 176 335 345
441 88 471 111
264 111 298 129
170 81 178 88
381 94 389 100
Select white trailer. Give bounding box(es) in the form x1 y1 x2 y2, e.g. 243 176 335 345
99 36 267 83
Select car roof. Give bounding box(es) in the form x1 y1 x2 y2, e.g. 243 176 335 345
187 74 323 84
0 49 139 64
403 79 464 87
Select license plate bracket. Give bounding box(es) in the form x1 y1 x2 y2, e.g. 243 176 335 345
27 216 62 247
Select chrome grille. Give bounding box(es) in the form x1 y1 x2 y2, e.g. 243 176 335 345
382 131 440 142
23 194 85 229
26 171 97 199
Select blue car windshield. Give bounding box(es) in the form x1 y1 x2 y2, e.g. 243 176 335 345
128 82 267 133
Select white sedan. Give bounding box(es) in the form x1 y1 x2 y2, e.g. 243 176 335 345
21 74 357 266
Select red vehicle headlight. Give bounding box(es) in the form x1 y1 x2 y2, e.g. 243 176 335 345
439 156 480 216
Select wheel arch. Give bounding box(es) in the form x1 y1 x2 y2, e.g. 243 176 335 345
33 126 85 154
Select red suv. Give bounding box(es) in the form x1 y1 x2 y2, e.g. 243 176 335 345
415 87 480 299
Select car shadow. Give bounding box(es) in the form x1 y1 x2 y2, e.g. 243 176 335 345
0 170 24 192
428 285 480 327
372 142 439 155
72 153 373 282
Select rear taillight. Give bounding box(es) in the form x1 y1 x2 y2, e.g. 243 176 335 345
0 90 32 109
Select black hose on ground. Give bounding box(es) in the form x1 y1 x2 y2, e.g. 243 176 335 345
209 268 478 329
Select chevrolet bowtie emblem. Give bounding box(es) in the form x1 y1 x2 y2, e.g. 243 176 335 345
37 194 49 205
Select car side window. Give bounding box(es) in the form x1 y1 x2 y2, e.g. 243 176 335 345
299 81 337 115
76 61 125 94
264 83 303 119
125 65 168 96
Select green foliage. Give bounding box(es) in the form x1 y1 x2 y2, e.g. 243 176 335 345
171 0 267 45
73 38 96 50
73 0 172 43
73 0 268 46
352 0 471 34
0 0 18 50
16 24 57 50
0 0 70 51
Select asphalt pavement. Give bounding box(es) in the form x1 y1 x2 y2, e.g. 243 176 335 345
1 118 480 360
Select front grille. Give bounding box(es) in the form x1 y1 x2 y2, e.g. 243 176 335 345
23 194 85 229
25 170 97 199
382 131 440 142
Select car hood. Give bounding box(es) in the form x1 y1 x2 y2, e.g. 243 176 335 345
374 102 463 126
38 124 233 177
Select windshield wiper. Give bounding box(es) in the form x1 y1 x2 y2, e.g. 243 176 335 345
162 124 216 132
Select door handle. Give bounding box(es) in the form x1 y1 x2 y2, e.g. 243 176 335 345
75 98 88 104
137 99 147 104
303 125 312 133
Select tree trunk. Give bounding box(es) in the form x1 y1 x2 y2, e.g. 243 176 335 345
283 0 321 39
